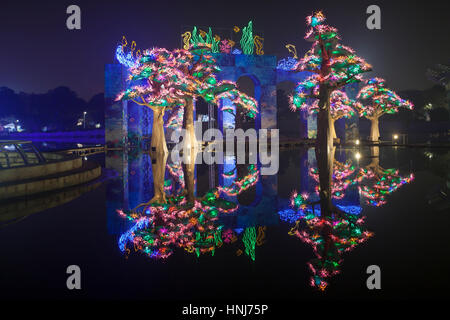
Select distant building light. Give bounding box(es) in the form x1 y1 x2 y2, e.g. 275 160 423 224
355 139 360 145
393 134 399 140
355 152 362 160
95 123 101 128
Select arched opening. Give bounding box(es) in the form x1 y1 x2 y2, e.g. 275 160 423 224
235 75 260 130
276 81 306 140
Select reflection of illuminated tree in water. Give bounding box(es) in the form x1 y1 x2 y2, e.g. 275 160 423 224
118 190 237 259
356 147 414 207
286 143 374 291
356 78 413 142
118 157 261 260
310 159 356 199
288 192 373 291
358 168 414 207
220 164 266 261
218 164 259 196
166 162 185 192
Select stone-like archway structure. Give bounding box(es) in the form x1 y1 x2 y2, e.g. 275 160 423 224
104 54 314 148
214 53 276 133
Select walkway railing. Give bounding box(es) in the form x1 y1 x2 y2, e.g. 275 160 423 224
59 146 105 156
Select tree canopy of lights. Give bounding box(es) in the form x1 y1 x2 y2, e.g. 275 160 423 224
357 77 413 142
302 90 359 139
288 209 373 291
290 11 372 114
117 188 237 259
116 43 258 153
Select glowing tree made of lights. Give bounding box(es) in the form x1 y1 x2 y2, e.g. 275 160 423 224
117 43 258 154
289 12 371 216
357 78 413 142
302 90 359 140
290 11 372 150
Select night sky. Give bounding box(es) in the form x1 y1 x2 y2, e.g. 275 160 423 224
1 0 448 100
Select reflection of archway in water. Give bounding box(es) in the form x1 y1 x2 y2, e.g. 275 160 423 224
236 164 257 206
276 81 306 139
235 75 260 130
196 162 220 197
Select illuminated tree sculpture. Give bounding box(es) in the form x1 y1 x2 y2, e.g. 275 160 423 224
180 43 258 150
116 48 186 155
302 90 359 140
118 44 258 154
290 11 372 150
357 78 413 142
289 12 371 215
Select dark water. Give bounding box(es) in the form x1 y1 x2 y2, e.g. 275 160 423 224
0 146 449 302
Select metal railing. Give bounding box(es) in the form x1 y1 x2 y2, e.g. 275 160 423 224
0 140 46 169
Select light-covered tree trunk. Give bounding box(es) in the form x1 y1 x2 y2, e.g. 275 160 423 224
369 117 380 143
151 107 168 155
330 119 337 140
315 84 334 218
146 107 168 204
183 148 197 204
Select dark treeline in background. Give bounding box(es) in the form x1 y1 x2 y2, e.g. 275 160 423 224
276 83 449 140
0 87 104 133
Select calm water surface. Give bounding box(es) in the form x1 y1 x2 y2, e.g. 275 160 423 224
0 146 449 301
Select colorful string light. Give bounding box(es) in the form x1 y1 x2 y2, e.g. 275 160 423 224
356 77 414 119
290 11 371 113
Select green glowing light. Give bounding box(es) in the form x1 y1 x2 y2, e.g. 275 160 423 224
240 21 254 55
